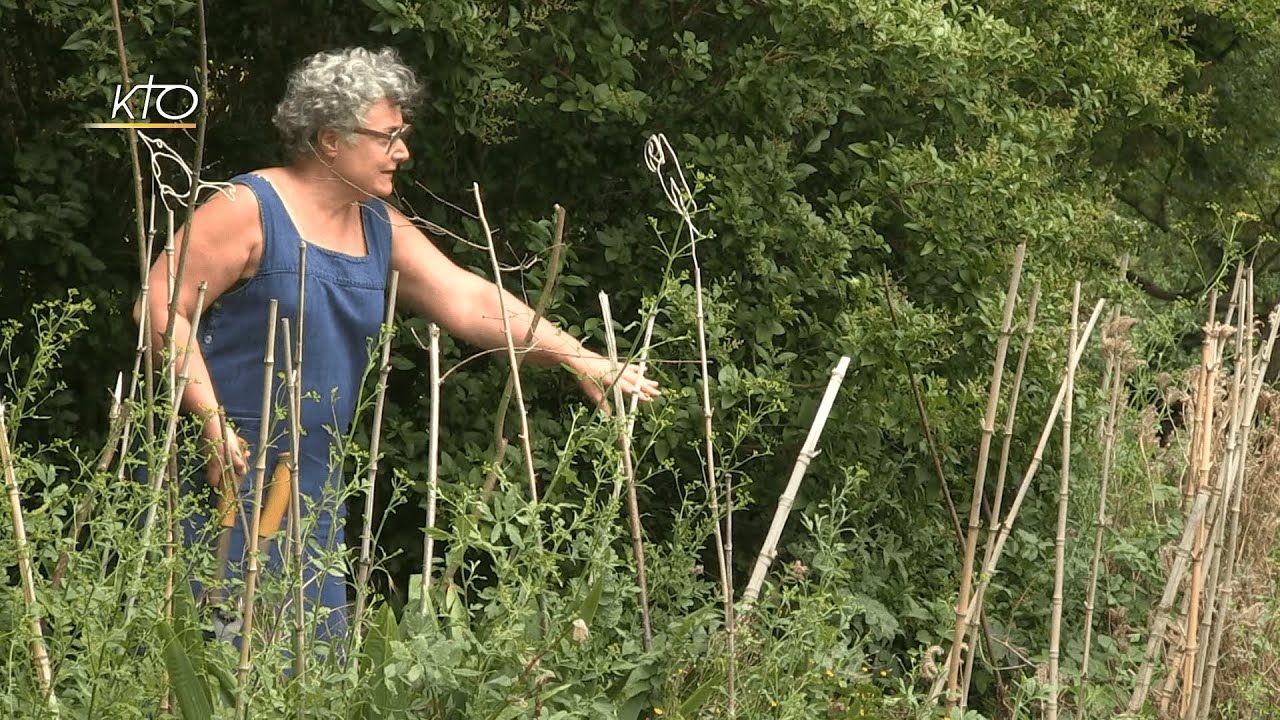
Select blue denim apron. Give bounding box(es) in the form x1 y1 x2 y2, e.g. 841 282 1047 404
188 172 392 643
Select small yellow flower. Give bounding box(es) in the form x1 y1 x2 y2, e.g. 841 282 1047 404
879 669 889 677
769 699 778 708
824 670 834 678
861 665 870 673
654 709 665 717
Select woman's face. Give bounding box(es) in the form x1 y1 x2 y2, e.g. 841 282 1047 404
328 98 411 198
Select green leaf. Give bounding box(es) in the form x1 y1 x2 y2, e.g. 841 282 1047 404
678 676 721 716
156 620 214 720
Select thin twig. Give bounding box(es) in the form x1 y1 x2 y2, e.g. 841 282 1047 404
880 268 963 542
643 132 736 716
474 184 539 503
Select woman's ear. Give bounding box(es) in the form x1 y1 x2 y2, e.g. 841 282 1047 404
315 127 342 159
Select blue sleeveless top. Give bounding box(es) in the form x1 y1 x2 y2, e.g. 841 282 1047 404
197 173 393 514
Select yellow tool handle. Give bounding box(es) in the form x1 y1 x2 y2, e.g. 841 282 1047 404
259 451 293 538
215 475 239 529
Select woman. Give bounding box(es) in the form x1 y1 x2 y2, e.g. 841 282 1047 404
139 47 659 641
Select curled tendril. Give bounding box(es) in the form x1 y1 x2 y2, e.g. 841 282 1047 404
643 133 701 239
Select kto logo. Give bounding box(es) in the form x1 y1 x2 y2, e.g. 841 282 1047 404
84 76 199 129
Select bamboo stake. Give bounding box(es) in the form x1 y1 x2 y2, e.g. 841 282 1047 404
984 283 1041 561
421 323 441 613
1081 315 1131 688
1 401 58 710
1181 303 1222 714
600 293 653 649
946 242 1026 710
1124 288 1277 718
235 300 279 720
687 191 734 718
473 184 539 504
279 319 306 702
353 271 401 635
624 313 659 449
107 0 158 458
928 299 1106 704
742 356 851 606
1047 282 1080 720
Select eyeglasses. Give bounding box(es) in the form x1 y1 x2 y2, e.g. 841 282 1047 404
351 124 412 154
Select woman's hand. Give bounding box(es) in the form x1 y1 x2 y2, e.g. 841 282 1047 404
199 412 250 487
570 354 661 411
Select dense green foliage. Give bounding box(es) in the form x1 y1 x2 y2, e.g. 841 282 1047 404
6 0 1280 717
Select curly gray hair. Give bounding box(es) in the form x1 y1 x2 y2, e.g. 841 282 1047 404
273 47 422 158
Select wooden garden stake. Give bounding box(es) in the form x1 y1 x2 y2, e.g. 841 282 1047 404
1047 282 1080 720
946 242 1026 710
601 292 653 649
354 271 401 636
743 356 851 606
236 299 278 720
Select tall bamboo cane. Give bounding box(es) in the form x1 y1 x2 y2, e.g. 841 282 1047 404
946 242 1026 710
1 402 58 710
1126 486 1215 713
601 293 653 648
644 133 735 714
742 356 851 606
421 323 441 613
108 0 158 462
235 300 278 720
1080 314 1132 691
1047 282 1080 720
1186 309 1246 718
279 319 306 705
353 271 401 636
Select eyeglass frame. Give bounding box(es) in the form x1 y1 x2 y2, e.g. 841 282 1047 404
351 124 413 154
